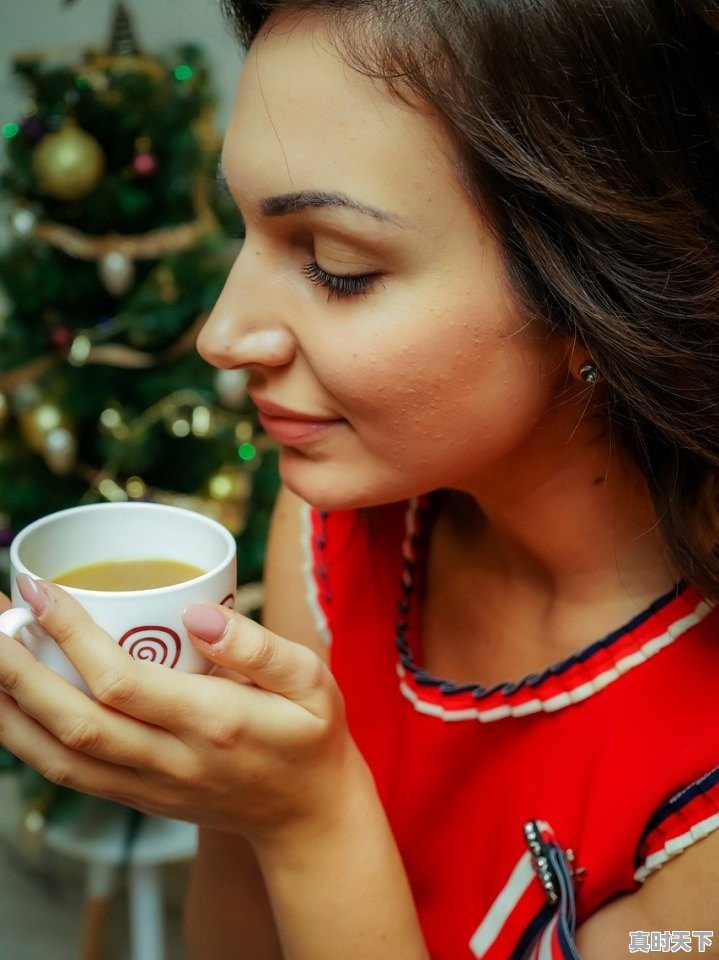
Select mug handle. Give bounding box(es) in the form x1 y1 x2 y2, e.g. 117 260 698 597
0 607 36 638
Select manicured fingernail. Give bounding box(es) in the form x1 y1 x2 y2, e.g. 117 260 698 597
182 604 228 642
16 574 48 615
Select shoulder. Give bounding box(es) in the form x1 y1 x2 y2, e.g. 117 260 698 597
576 828 719 959
576 752 719 958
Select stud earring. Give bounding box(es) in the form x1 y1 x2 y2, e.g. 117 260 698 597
579 362 601 384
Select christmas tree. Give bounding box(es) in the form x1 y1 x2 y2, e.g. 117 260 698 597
0 3 279 813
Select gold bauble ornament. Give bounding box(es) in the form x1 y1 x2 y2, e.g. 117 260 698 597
19 403 71 454
33 121 105 201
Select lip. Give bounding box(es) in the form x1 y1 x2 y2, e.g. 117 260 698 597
257 411 344 445
249 393 345 445
249 393 339 423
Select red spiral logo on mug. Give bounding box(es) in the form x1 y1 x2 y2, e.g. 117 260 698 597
220 593 235 609
119 625 181 668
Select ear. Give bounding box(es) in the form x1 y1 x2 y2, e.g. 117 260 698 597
561 338 604 386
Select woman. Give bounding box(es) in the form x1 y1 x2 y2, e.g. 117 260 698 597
1 1 719 957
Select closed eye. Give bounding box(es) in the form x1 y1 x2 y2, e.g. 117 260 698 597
302 261 380 300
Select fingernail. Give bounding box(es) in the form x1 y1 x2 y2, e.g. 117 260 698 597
16 574 48 616
182 604 228 643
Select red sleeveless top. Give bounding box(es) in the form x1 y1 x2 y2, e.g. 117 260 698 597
302 496 719 960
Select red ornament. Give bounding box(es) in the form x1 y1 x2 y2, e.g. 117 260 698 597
133 152 158 177
49 326 74 349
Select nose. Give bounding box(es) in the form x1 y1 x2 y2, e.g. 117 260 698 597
197 246 297 371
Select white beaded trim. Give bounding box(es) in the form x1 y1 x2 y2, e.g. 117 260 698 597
300 500 332 647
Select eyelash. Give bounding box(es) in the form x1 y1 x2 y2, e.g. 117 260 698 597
302 260 379 300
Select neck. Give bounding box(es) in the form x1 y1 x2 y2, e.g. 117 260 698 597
450 410 677 608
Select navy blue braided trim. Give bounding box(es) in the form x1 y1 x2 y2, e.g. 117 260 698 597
395 573 687 700
633 764 719 870
314 509 332 605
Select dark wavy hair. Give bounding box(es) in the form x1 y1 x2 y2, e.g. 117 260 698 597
220 0 719 599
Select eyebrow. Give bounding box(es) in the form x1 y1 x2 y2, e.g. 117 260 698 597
217 165 406 228
262 190 406 227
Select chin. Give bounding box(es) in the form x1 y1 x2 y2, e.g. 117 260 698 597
278 451 413 512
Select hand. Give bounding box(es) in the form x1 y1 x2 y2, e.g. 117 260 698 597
0 578 363 849
0 592 11 615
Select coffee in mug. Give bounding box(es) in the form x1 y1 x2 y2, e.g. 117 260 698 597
0 502 237 691
54 558 206 591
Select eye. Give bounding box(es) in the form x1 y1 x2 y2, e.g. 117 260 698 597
302 260 379 300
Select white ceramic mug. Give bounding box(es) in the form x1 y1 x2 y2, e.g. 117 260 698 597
0 502 237 690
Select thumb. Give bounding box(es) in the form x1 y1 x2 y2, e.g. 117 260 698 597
182 603 328 703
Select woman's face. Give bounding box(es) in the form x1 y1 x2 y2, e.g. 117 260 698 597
198 15 570 510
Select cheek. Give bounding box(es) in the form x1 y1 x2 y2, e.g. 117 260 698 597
304 261 552 453
320 311 524 427
319 337 446 426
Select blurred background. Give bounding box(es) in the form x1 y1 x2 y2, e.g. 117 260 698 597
0 2 276 957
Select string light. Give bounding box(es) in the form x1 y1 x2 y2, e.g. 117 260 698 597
87 388 275 513
191 405 212 437
2 123 19 139
125 476 147 499
97 477 127 502
169 417 191 438
235 421 253 443
174 64 193 82
209 472 233 500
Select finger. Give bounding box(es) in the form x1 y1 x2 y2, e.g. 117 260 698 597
0 629 182 770
15 575 209 728
0 593 11 615
182 604 333 711
0 687 145 806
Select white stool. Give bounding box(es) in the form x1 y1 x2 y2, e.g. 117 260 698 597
44 801 197 960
